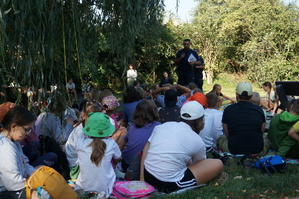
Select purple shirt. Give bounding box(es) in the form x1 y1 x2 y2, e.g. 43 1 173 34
122 121 161 164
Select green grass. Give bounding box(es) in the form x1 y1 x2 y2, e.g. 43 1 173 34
150 159 299 199
203 73 265 99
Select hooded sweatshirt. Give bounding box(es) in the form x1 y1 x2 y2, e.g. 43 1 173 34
268 111 299 158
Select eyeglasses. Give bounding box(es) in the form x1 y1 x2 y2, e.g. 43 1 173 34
21 126 32 135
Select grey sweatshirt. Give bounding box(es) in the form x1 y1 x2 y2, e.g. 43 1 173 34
0 134 36 192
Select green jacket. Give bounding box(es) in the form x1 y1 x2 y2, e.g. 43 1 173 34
268 111 299 158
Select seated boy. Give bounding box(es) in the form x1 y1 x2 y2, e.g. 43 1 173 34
268 99 299 158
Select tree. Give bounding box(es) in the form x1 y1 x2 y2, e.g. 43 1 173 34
189 0 299 84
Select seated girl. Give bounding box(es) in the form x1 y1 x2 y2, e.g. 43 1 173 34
260 82 277 113
209 84 236 107
119 100 160 172
66 112 121 197
0 106 38 199
65 101 102 180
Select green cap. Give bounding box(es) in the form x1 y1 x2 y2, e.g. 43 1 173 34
83 112 115 138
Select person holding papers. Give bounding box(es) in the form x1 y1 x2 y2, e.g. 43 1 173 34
174 39 202 86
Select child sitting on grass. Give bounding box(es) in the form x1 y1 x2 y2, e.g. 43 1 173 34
67 112 121 197
209 84 236 107
119 100 160 172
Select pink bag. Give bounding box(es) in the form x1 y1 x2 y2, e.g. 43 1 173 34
112 181 155 199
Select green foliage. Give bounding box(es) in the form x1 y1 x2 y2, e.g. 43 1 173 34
188 0 299 84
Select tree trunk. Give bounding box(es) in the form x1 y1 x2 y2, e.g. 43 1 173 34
206 70 214 84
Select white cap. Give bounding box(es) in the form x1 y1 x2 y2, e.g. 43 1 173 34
236 82 253 96
180 101 204 120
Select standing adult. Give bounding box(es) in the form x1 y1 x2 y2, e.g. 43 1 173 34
193 49 205 92
127 64 137 85
174 39 201 86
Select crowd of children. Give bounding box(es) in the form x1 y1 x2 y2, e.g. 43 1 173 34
0 77 298 198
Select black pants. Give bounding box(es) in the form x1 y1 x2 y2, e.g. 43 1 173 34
0 189 26 199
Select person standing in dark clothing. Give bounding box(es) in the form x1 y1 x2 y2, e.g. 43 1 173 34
174 39 201 86
194 49 205 92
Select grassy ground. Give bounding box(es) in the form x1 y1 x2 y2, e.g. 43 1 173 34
202 73 265 101
149 74 299 199
150 158 299 199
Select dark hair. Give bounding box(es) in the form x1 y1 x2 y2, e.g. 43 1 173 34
290 99 299 114
287 99 296 112
180 116 204 133
2 106 35 131
188 83 198 90
183 39 191 42
89 138 106 166
99 89 113 103
133 100 160 128
238 94 252 100
206 93 218 108
211 84 221 93
133 80 139 87
262 82 272 90
123 86 141 103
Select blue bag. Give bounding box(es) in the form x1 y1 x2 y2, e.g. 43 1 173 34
254 155 287 175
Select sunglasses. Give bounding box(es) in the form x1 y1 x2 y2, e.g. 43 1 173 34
21 126 32 135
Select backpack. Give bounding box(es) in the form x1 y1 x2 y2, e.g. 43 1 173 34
26 166 80 199
112 181 155 199
254 155 288 175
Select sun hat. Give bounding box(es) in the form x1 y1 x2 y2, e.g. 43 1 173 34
236 82 253 97
164 89 177 108
83 112 115 137
102 95 120 111
187 92 207 108
180 101 204 120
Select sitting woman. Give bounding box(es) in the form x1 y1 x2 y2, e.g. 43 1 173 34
209 84 235 107
0 106 38 199
119 100 160 172
67 112 121 197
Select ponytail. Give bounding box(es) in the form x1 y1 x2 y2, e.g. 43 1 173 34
89 138 106 166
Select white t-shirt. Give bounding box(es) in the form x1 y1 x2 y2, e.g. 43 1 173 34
266 91 275 102
144 122 206 182
65 123 84 167
66 82 76 90
70 132 121 196
199 108 223 148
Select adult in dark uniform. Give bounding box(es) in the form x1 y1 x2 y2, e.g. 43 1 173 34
174 39 201 86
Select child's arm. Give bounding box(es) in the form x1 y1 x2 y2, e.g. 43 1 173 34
140 142 150 181
221 94 236 104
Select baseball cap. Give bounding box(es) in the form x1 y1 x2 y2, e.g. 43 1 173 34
180 101 204 120
164 89 177 108
236 82 253 97
187 92 207 108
